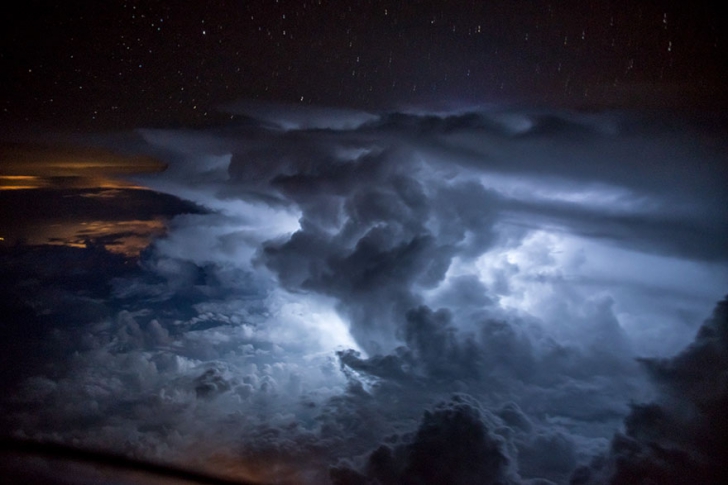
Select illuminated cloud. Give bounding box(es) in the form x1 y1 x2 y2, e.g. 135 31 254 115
2 106 727 484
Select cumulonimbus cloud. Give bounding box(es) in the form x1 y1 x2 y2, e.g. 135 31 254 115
2 104 727 484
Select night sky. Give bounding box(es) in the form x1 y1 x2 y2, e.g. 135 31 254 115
1 0 726 132
1 2 728 485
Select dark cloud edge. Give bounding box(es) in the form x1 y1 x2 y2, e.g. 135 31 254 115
328 295 728 485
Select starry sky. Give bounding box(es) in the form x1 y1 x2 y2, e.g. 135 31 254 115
1 0 726 132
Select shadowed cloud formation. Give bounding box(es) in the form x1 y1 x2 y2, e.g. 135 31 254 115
572 296 728 485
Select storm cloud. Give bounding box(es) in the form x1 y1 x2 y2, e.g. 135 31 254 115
572 296 728 485
1 105 726 484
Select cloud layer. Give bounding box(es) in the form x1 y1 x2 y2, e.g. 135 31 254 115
2 105 727 484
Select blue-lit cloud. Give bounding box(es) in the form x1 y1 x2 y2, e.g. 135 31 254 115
2 105 727 484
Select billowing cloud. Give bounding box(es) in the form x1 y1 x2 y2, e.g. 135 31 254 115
330 394 519 485
1 104 726 484
571 296 728 485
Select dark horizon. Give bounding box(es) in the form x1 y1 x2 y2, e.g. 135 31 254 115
1 0 726 133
